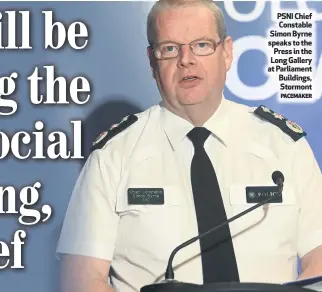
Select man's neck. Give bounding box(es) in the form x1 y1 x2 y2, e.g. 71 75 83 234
163 96 222 127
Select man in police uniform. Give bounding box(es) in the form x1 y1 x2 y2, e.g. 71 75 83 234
56 1 322 291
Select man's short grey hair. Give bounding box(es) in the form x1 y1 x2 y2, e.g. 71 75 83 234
147 0 227 46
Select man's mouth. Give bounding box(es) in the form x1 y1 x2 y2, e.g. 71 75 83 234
181 76 199 81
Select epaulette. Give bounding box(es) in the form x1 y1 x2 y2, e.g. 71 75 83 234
254 105 306 142
91 114 138 152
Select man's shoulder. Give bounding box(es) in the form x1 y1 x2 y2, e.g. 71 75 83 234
230 101 307 144
90 104 161 153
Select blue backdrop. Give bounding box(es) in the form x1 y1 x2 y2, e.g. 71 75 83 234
0 2 321 292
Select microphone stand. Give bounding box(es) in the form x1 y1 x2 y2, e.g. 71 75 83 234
140 173 311 292
165 196 275 280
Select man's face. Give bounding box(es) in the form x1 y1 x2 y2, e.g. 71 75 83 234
148 5 233 109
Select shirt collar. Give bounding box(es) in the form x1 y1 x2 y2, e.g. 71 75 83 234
161 95 232 151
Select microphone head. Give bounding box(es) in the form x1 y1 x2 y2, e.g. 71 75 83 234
272 171 284 185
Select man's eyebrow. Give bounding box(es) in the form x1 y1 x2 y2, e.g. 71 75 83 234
154 40 179 46
154 37 213 46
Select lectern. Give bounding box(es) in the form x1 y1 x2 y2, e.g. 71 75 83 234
140 281 315 292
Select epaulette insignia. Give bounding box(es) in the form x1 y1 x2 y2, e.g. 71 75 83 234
91 114 138 152
254 105 306 141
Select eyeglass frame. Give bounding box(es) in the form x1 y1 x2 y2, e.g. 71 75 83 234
148 37 223 60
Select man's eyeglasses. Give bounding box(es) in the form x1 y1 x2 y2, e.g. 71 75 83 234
149 38 223 60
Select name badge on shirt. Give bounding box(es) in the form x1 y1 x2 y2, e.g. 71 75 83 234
127 188 164 205
246 186 282 203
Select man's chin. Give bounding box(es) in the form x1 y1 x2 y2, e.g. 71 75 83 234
178 96 207 106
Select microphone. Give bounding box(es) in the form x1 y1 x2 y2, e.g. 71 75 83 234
272 170 284 191
164 171 284 282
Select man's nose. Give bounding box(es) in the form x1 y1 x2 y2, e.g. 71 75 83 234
178 45 196 67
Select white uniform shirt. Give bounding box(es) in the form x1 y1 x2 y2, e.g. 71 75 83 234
56 97 322 292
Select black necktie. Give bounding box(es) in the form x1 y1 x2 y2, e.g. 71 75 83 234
187 127 239 283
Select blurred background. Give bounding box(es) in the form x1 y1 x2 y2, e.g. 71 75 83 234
0 1 321 291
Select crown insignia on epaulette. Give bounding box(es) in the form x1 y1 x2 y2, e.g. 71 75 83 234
93 131 108 145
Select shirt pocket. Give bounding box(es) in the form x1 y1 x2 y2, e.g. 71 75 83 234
228 183 299 252
115 186 184 262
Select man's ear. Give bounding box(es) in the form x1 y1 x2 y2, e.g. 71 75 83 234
147 46 157 79
222 36 233 72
